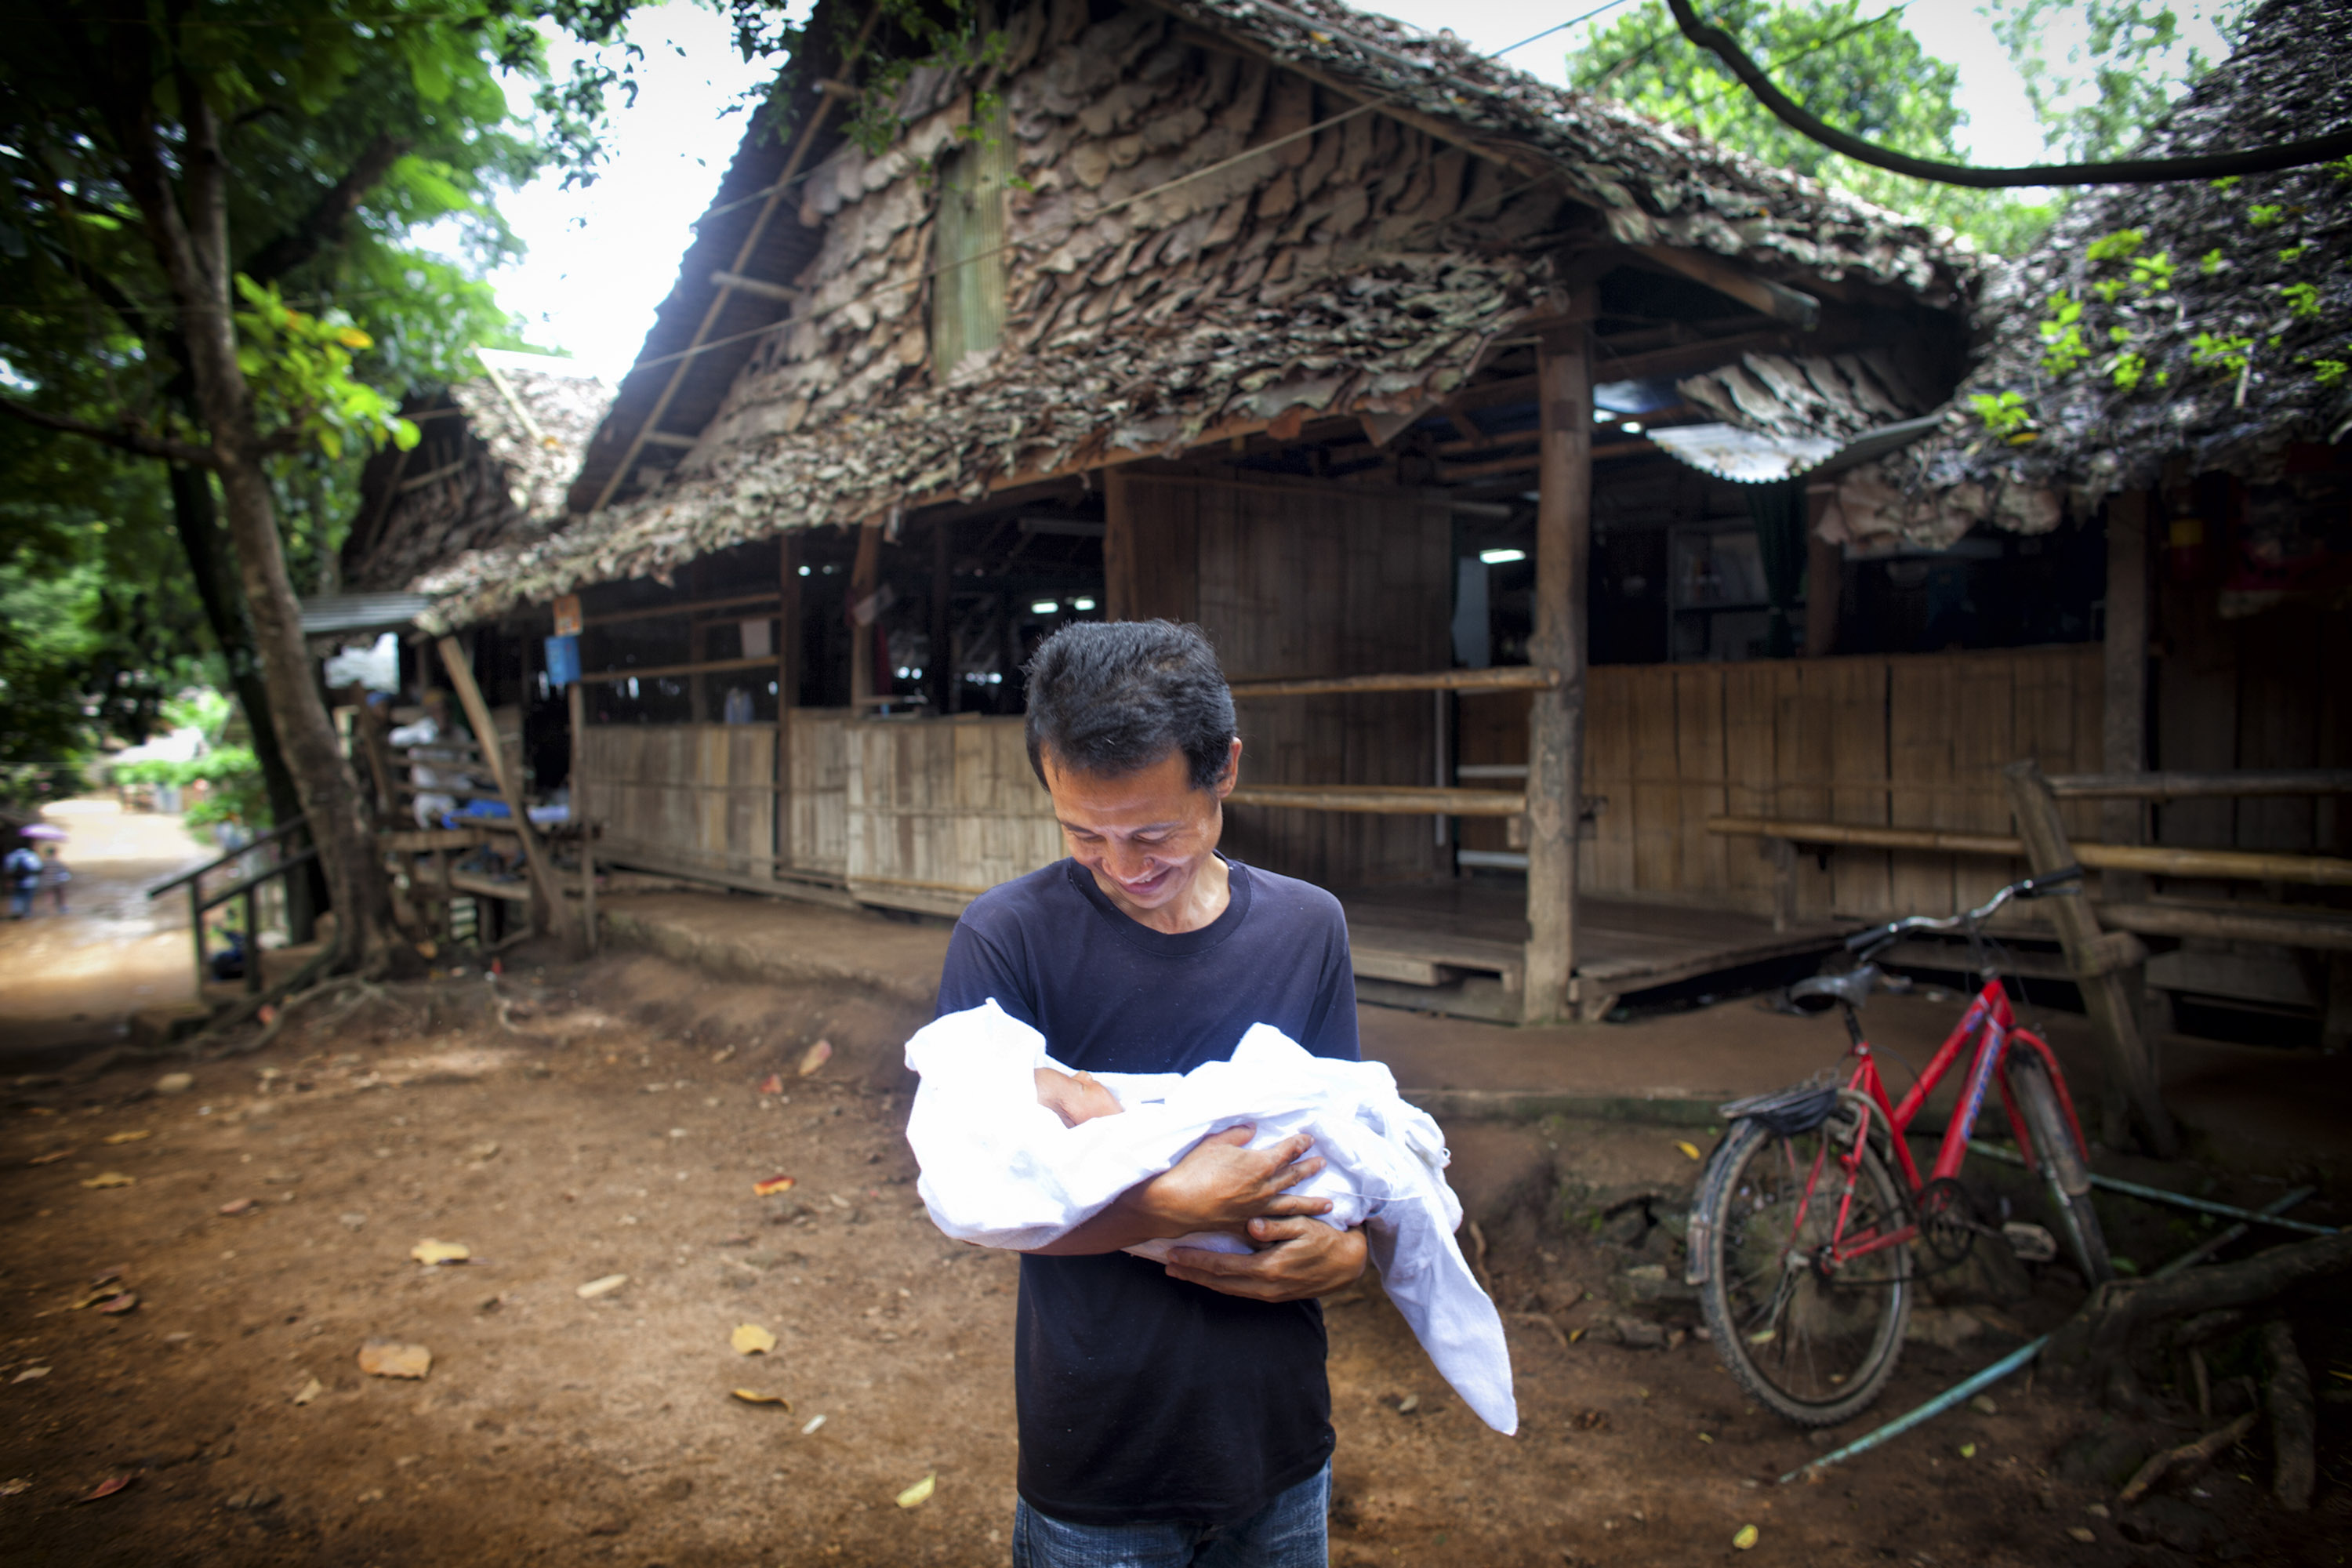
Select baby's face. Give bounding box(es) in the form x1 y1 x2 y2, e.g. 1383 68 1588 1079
1034 1066 1124 1127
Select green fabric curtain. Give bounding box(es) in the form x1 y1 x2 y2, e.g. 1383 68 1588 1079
1748 477 1808 659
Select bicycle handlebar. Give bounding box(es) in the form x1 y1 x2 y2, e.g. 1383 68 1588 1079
1842 865 2084 953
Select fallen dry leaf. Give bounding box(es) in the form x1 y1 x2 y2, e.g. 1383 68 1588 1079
753 1174 797 1197
1733 1524 1760 1550
796 1040 832 1077
218 1198 257 1217
292 1377 323 1406
0 1478 28 1496
731 1388 793 1407
895 1472 936 1509
1675 1141 1703 1162
575 1274 628 1300
731 1323 778 1356
68 1283 121 1309
101 1131 153 1145
81 1475 135 1502
357 1341 431 1380
409 1240 471 1266
12 1367 50 1384
27 1149 72 1166
80 1172 135 1189
757 1073 784 1095
96 1293 138 1316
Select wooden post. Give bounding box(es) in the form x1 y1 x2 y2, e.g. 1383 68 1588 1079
778 532 801 873
849 519 882 709
2002 759 2178 1157
581 828 597 956
688 619 710 722
1803 485 1840 658
2103 491 2155 1040
1525 292 1597 1024
931 519 955 716
436 634 576 950
569 675 594 953
2103 492 2154 894
1103 469 1135 621
242 885 261 993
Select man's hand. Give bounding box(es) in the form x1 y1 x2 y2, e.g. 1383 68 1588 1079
1163 1218 1369 1303
1131 1125 1330 1235
1024 1125 1330 1257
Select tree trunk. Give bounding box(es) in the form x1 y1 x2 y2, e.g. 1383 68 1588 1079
165 458 321 942
118 74 390 968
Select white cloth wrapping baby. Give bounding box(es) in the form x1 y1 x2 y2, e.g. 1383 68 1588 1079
902 1000 1517 1435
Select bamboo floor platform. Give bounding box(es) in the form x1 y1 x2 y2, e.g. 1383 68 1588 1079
1335 879 1853 1023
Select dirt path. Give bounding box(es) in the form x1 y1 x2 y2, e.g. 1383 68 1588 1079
1 950 2342 1565
1 800 209 1058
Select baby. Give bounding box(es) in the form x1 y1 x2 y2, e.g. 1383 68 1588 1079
903 1000 1518 1434
1033 1065 1124 1128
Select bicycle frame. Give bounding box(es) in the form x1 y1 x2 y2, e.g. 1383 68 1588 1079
1788 975 2092 1275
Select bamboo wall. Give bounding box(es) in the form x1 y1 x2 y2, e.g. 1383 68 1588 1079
580 648 2110 925
580 711 1054 912
1116 471 1453 887
580 710 854 888
1582 646 2104 921
844 717 1062 917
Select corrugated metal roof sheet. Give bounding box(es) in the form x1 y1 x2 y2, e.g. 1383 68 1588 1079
299 593 430 635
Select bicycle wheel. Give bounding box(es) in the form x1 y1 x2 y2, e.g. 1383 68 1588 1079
2007 1052 2113 1287
1692 1112 1913 1427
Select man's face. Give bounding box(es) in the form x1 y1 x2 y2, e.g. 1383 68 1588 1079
1040 739 1240 920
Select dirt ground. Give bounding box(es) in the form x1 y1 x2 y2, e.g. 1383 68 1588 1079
5 942 2347 1566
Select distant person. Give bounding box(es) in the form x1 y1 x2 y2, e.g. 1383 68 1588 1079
39 844 69 914
5 843 40 919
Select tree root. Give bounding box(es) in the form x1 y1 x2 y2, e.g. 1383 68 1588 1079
2263 1320 2315 1512
2041 1229 2352 1408
2117 1410 2256 1504
201 946 392 1061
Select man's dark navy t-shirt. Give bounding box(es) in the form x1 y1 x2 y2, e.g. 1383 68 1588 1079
934 855 1359 1527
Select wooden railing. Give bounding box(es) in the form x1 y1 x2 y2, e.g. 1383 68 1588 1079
147 816 317 995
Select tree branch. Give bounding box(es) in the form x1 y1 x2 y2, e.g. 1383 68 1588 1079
0 393 216 466
1664 0 2352 187
240 131 412 285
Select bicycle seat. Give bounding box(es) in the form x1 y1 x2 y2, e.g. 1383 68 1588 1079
1719 1079 1840 1136
1787 965 1882 1014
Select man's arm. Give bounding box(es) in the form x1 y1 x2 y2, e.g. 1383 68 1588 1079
1025 1126 1333 1255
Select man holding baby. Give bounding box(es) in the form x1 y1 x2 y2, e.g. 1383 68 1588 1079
935 619 1366 1567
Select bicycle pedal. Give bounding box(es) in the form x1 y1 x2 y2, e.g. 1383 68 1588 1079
2001 1221 2058 1263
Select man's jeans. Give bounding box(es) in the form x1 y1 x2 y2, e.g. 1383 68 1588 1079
1011 1464 1329 1568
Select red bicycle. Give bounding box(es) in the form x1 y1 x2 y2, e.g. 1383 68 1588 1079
1688 867 2112 1426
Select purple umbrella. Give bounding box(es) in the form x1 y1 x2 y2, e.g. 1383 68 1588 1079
19 824 67 840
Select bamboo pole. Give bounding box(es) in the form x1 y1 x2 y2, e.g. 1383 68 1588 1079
1227 666 1561 699
577 653 782 686
2003 760 2176 1158
579 590 782 629
1706 816 2352 887
434 635 575 950
2045 769 2352 800
2096 902 2352 953
1228 785 1526 815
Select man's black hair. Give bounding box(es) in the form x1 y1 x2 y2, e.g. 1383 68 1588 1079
1022 620 1236 793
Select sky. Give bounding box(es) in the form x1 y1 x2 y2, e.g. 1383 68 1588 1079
476 1 2235 385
